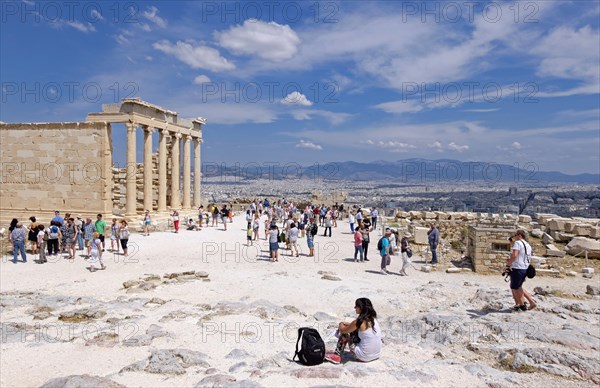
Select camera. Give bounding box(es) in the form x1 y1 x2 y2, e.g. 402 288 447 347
501 266 511 277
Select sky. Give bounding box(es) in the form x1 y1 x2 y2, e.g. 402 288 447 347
1 0 599 175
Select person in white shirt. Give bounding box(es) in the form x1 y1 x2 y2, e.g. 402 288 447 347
325 298 382 364
288 222 300 257
348 213 355 233
506 230 536 311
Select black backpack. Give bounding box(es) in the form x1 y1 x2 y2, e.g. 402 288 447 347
293 327 325 366
377 237 385 250
311 223 318 236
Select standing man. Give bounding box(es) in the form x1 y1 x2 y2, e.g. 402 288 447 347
10 223 27 263
427 223 439 265
506 230 537 311
52 210 64 226
95 214 107 252
370 207 379 230
380 228 392 274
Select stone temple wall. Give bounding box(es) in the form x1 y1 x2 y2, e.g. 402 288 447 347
0 122 113 224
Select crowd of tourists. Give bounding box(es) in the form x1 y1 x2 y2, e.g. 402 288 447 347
7 210 131 271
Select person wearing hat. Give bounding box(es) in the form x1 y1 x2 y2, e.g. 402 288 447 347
400 232 412 276
380 228 392 274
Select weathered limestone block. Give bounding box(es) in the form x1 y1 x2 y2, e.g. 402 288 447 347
547 218 571 232
424 211 436 219
537 213 559 226
590 227 600 239
573 224 592 237
566 237 600 259
518 215 532 223
545 244 566 257
435 211 449 220
413 227 429 244
531 229 544 238
542 233 554 244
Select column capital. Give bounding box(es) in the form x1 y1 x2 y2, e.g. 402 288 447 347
172 132 182 140
141 125 155 133
125 122 137 131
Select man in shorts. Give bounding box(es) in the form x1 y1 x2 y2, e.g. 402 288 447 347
95 214 107 252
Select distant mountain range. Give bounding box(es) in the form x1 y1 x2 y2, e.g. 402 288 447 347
202 158 600 184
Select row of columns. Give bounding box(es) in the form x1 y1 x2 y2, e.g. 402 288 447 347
125 122 201 216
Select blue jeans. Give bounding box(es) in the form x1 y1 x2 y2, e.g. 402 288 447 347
354 245 364 261
350 223 354 233
372 217 377 229
77 233 84 250
430 246 438 264
13 240 26 262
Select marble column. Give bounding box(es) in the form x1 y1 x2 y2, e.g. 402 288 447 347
157 128 167 212
142 125 154 212
182 135 191 210
170 133 181 209
125 122 137 216
193 137 201 208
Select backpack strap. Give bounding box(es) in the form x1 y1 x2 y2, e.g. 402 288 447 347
519 240 530 264
293 328 303 361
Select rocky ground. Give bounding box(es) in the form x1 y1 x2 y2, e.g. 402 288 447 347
1 216 598 387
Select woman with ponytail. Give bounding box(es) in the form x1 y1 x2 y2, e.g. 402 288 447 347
324 297 382 364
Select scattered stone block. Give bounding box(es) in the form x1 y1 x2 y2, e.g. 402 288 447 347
321 274 341 281
542 233 554 244
518 215 532 223
566 237 600 259
545 244 566 257
446 268 461 273
531 229 544 238
582 268 594 274
586 285 600 295
566 271 577 277
413 227 429 244
421 265 432 273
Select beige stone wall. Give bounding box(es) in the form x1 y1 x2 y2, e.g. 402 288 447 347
0 122 112 223
467 225 514 273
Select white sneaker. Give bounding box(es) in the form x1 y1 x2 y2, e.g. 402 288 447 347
381 269 388 275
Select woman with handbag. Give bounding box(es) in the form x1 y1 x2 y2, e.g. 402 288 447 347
400 232 412 276
119 220 130 257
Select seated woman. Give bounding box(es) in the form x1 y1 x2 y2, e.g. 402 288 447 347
324 297 382 364
187 218 198 231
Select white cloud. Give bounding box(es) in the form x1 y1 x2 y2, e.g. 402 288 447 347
512 142 522 150
193 75 212 84
90 9 103 20
296 140 322 150
114 34 129 45
447 142 469 152
142 6 167 29
215 20 300 61
462 108 500 113
281 91 312 106
153 40 235 72
533 25 600 82
145 55 153 61
369 140 415 153
374 97 460 114
428 141 443 152
63 20 96 33
289 109 352 125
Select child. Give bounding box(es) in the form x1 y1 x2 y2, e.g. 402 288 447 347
247 225 253 245
37 224 47 264
89 232 105 272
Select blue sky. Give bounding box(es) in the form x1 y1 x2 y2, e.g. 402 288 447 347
1 0 599 175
